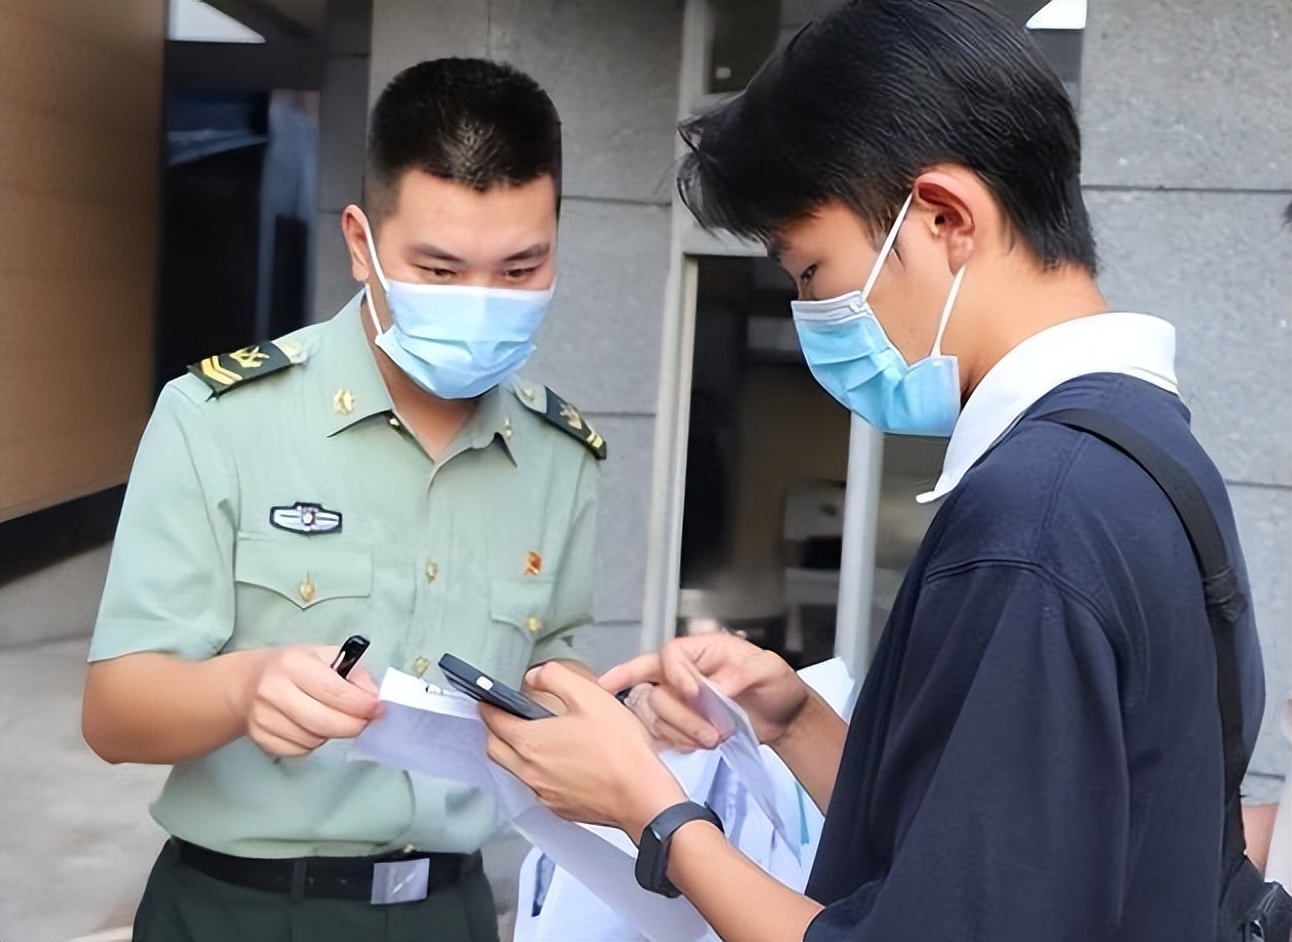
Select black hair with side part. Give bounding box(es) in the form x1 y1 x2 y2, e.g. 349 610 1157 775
366 58 562 221
678 0 1097 273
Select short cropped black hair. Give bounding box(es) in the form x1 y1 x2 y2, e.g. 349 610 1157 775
366 58 562 221
678 0 1096 273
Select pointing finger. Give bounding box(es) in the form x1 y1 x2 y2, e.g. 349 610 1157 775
524 661 604 711
658 641 705 703
599 653 663 694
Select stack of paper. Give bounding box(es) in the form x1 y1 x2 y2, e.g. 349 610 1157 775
350 664 848 940
351 669 718 942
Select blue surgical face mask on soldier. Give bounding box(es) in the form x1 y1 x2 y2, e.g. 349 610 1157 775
790 193 965 437
359 216 553 400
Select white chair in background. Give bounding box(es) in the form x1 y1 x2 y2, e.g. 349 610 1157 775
781 482 846 654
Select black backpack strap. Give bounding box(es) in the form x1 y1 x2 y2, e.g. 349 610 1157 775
1037 408 1250 853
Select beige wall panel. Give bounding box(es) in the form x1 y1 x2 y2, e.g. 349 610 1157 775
0 0 164 520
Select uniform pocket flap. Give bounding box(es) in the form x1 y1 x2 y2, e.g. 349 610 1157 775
235 532 373 609
490 577 560 639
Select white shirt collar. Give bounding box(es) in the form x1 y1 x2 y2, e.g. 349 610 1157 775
917 312 1179 504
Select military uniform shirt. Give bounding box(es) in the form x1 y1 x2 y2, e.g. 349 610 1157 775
90 293 601 858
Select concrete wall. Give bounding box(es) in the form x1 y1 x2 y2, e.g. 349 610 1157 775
1081 0 1292 801
360 0 684 670
312 0 372 323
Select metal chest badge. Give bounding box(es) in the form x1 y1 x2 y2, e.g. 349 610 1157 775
270 502 343 535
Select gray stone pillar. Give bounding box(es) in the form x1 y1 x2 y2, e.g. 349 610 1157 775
1081 0 1292 801
312 0 372 323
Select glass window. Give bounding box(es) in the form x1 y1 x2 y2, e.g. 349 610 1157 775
706 0 781 94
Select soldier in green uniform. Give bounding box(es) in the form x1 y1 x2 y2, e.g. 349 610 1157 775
81 58 604 942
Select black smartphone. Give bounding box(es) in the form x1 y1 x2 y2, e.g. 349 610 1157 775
330 634 370 679
437 653 554 721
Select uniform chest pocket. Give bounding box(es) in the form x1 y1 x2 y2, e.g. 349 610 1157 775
483 577 564 685
490 578 561 641
234 532 373 609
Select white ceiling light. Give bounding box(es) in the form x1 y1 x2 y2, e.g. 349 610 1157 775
1027 0 1087 31
169 0 265 43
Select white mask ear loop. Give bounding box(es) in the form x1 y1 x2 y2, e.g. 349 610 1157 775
860 192 915 299
931 266 966 358
358 213 391 335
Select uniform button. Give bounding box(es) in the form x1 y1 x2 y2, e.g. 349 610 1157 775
412 656 431 677
333 388 356 415
503 418 512 440
520 386 535 403
389 415 402 429
424 561 439 583
525 615 543 634
298 574 317 604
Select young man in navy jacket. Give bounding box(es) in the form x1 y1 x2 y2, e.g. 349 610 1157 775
479 1 1267 938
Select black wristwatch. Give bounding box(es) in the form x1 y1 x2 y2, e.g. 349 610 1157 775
634 801 724 897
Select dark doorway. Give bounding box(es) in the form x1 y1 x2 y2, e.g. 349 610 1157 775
155 0 329 389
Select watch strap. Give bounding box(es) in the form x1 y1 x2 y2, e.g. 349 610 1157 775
635 801 724 897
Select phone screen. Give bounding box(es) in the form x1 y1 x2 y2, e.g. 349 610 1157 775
438 653 555 721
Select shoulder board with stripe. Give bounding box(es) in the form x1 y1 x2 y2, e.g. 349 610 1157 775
187 341 299 396
515 384 607 460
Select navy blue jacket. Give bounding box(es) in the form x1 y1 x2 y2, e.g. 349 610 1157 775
805 374 1264 941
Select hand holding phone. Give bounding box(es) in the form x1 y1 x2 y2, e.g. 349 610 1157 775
438 653 554 720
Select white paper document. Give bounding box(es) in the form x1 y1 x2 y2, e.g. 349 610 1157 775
692 676 800 862
350 669 717 942
514 658 857 942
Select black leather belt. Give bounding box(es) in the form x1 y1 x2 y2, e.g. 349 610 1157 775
172 838 478 901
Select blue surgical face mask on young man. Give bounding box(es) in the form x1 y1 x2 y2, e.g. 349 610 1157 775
359 215 553 400
791 194 965 437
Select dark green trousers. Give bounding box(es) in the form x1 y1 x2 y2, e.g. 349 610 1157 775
132 840 500 942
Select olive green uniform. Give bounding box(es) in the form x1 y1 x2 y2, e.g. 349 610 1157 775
90 294 604 940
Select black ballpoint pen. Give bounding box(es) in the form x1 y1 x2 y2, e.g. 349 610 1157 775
330 634 370 679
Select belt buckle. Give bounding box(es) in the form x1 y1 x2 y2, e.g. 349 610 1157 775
371 858 430 905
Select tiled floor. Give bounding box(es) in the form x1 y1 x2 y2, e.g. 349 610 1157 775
0 637 528 942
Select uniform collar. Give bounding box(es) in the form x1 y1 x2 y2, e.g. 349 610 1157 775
319 293 396 436
453 383 519 465
918 312 1179 504
317 293 518 464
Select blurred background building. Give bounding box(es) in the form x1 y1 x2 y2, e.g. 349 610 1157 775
1 1 1288 939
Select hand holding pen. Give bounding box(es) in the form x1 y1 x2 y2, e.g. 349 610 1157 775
243 634 381 758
